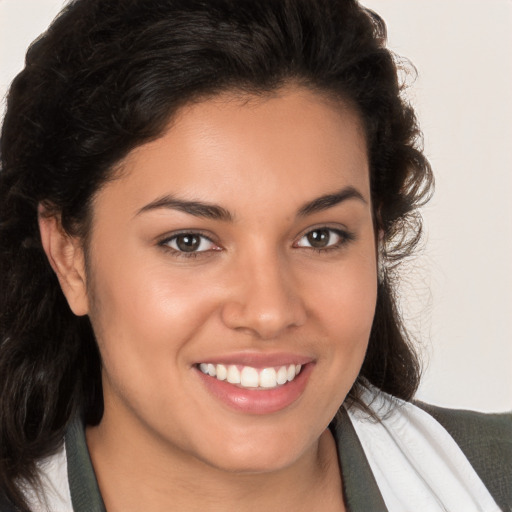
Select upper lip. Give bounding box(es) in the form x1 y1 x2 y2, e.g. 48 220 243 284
194 352 314 369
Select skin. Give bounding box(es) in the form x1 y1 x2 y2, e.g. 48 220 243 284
40 86 377 511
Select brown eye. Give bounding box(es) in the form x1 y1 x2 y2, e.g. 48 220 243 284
164 233 217 253
295 228 350 251
175 234 201 252
306 229 331 248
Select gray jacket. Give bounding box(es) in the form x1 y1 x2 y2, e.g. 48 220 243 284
1 403 511 511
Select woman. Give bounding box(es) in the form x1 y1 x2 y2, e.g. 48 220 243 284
0 0 510 511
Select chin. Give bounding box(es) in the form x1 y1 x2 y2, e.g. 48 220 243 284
193 428 310 475
203 450 298 475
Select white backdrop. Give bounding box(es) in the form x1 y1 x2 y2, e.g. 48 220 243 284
1 0 511 412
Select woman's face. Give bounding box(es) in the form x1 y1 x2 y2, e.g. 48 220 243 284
82 87 377 472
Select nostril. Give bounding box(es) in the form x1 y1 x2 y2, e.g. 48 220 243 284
220 295 306 340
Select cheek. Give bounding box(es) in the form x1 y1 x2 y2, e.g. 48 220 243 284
93 233 212 320
325 279 376 376
86 253 219 382
306 255 377 336
302 248 377 380
87 264 219 433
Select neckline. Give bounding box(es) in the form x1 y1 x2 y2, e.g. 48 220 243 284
64 409 386 512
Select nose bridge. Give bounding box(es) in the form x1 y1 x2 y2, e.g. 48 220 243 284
221 243 306 339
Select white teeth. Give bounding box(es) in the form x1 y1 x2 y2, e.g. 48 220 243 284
216 364 227 381
199 362 304 389
226 365 241 384
259 368 277 388
276 366 288 385
240 367 259 388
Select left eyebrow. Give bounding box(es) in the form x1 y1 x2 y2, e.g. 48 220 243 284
297 186 367 217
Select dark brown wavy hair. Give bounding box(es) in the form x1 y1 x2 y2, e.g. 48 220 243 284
0 0 433 508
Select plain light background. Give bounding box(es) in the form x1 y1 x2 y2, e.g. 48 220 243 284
1 0 511 412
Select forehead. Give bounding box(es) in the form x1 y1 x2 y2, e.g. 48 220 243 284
98 87 370 218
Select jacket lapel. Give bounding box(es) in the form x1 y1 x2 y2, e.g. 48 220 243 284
65 417 107 512
330 408 388 512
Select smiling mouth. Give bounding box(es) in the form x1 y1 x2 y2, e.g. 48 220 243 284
198 363 302 390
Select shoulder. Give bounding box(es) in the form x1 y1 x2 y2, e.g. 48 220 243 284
416 399 512 431
416 401 512 510
415 401 512 461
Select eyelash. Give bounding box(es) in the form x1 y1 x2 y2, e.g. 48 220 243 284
158 227 355 259
294 227 356 253
158 231 220 259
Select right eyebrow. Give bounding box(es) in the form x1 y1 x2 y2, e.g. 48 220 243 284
135 195 234 222
296 186 367 217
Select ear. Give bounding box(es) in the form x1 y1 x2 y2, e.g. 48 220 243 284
38 205 89 316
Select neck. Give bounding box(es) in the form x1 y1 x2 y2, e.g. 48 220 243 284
86 412 345 512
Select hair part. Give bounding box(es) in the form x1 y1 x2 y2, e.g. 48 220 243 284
0 0 433 507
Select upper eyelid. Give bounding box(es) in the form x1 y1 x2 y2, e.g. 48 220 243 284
297 227 343 239
156 225 352 247
158 229 218 245
295 224 349 239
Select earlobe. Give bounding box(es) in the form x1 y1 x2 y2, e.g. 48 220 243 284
38 205 89 316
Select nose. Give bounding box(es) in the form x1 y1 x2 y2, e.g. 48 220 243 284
220 252 307 340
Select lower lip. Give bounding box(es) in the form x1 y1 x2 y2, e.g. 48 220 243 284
196 363 314 415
